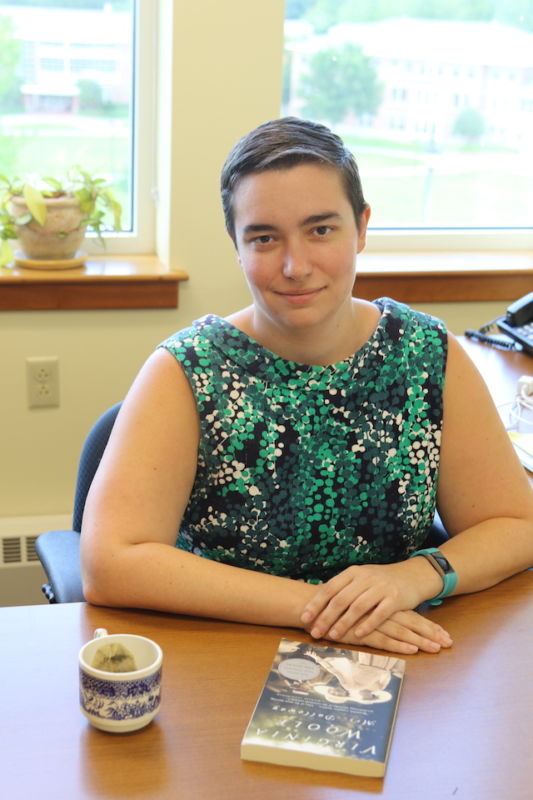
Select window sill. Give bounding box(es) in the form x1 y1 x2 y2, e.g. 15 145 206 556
1 251 530 311
0 255 189 311
355 251 533 302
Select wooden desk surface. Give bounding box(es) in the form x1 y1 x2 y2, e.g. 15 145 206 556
2 572 532 799
459 335 532 408
459 337 533 484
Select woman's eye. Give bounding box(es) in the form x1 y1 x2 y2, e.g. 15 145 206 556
252 234 273 245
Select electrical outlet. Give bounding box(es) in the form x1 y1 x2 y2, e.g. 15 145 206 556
26 356 60 408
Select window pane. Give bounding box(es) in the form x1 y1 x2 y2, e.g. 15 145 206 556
0 0 134 233
283 2 533 230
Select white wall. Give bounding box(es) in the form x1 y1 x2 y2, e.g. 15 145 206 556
0 0 509 519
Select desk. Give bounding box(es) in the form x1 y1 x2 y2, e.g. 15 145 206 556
2 572 532 800
459 335 532 409
459 336 533 484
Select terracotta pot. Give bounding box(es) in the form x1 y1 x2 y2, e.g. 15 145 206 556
11 194 87 260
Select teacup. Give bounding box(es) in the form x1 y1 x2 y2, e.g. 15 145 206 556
79 628 163 733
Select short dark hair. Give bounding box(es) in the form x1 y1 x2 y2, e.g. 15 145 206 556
220 117 368 241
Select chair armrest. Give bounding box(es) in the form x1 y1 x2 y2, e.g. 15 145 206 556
35 530 84 603
424 511 449 548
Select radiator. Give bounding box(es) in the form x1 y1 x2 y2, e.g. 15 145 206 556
0 514 71 606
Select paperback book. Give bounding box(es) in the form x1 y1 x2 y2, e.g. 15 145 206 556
241 638 405 778
508 432 533 473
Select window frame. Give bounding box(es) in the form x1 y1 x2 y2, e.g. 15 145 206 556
82 0 157 256
366 228 533 254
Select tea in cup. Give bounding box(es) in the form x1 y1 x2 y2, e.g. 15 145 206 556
79 628 163 733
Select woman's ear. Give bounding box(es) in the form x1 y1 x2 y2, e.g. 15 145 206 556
356 205 371 253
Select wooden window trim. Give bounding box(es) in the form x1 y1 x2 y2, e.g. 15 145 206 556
355 251 533 302
0 251 530 311
0 255 188 311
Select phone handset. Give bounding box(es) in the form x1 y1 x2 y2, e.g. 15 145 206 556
496 292 533 355
465 291 533 356
505 291 533 328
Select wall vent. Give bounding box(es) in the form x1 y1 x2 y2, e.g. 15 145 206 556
0 515 71 606
26 535 39 562
1 534 40 566
2 537 22 564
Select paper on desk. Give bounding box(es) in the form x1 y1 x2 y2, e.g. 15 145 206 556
509 432 533 473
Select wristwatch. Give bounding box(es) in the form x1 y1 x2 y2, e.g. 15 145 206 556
409 547 458 606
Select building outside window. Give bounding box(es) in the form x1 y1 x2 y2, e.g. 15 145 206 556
283 2 533 248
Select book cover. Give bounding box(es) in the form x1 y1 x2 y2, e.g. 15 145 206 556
509 432 533 472
241 638 405 778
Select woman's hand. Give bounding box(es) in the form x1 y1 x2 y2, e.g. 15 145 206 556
328 609 453 655
300 561 442 642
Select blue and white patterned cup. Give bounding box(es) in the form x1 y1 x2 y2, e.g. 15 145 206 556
79 629 163 733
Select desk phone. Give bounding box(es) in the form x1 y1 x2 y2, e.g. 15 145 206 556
496 292 533 356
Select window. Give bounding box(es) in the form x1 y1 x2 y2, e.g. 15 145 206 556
0 0 156 254
283 1 533 252
40 57 64 71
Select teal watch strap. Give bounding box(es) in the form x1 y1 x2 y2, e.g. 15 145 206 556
409 547 458 606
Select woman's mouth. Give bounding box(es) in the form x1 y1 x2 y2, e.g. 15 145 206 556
275 287 324 304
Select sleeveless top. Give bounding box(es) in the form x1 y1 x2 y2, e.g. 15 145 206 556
159 297 448 583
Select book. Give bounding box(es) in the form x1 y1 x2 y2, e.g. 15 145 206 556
509 432 533 473
241 638 406 778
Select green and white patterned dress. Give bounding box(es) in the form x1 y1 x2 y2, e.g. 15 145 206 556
159 297 448 583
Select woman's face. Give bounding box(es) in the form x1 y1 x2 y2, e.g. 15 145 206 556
232 163 370 337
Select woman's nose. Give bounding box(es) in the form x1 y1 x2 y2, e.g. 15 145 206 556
282 243 311 279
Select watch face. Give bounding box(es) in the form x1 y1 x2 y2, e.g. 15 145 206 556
433 553 452 574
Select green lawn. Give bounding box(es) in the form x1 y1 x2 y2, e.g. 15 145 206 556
362 170 533 228
1 124 531 230
0 125 131 226
342 137 531 228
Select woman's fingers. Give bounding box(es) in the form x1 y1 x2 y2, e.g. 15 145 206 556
333 610 454 655
301 567 386 638
300 571 355 629
300 567 455 652
301 562 428 640
347 629 420 655
364 615 453 654
388 610 454 649
323 587 394 641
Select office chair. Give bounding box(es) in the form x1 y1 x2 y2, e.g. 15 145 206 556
36 402 448 604
35 402 122 603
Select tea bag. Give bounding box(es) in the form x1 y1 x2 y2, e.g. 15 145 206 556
92 642 137 672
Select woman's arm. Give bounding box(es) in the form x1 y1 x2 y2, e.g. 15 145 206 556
81 348 315 626
300 333 533 641
425 333 533 591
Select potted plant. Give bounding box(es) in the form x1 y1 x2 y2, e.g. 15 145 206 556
0 166 122 268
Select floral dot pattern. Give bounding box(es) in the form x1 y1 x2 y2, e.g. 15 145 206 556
159 298 447 583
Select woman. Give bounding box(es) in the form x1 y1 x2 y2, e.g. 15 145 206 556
81 117 533 655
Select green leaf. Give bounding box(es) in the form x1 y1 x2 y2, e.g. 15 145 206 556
22 184 47 226
0 238 14 268
42 176 63 191
73 187 95 215
102 188 122 230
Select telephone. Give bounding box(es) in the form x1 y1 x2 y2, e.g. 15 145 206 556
465 291 533 356
496 292 533 355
